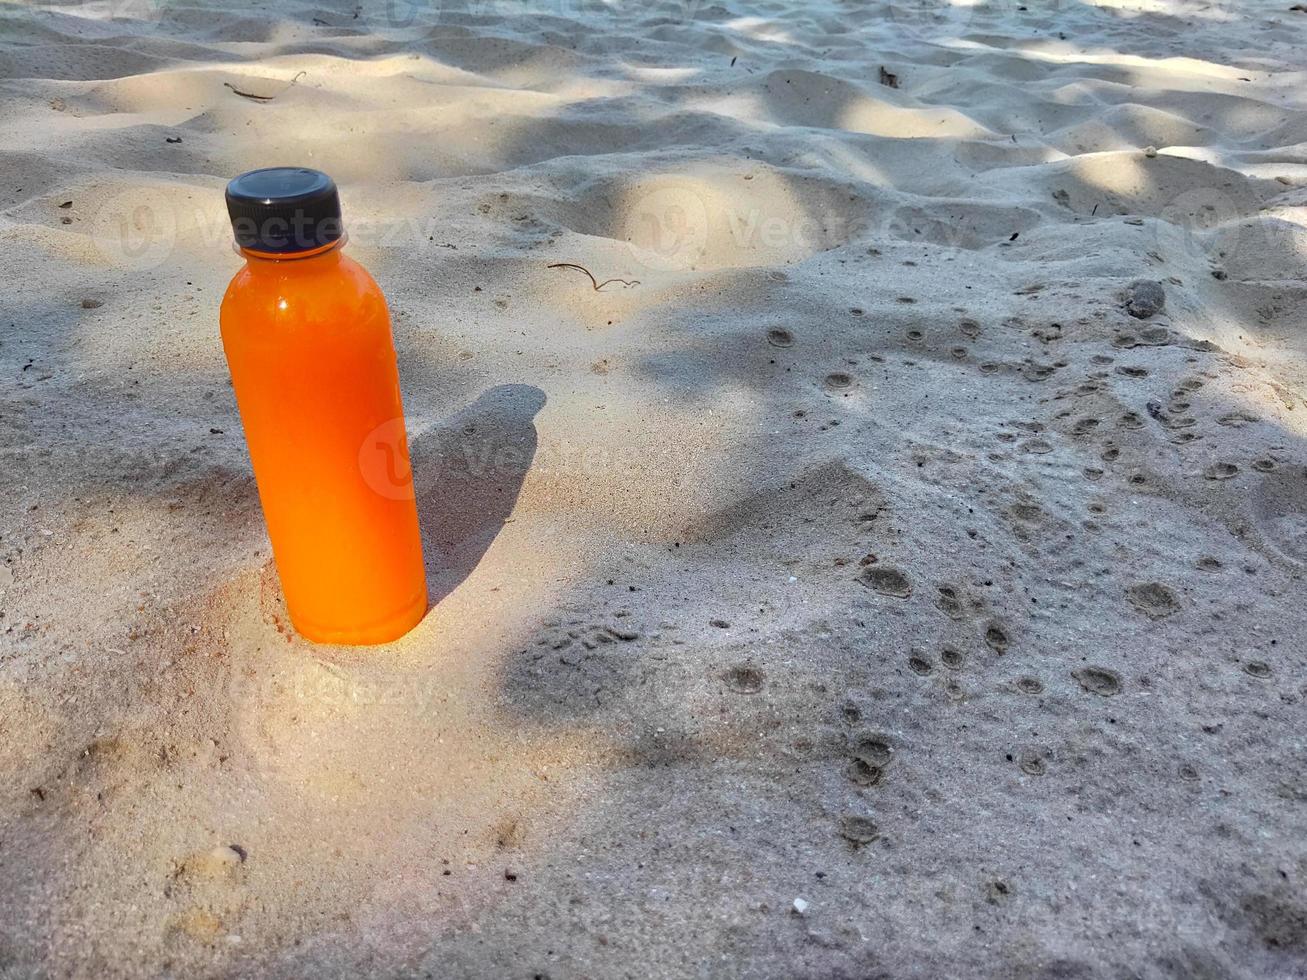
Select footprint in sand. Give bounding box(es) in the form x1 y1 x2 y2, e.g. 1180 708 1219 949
1015 676 1044 695
984 621 1010 653
940 647 965 670
1022 363 1056 382
1126 582 1180 619
824 372 855 391
1010 501 1045 523
174 845 246 884
1204 462 1239 481
537 621 640 652
723 664 765 694
846 758 882 787
858 566 911 598
839 815 880 846
1250 466 1307 563
1146 400 1197 431
907 651 934 676
1018 748 1049 776
1072 666 1122 696
846 732 893 788
766 328 794 348
987 879 1014 904
1243 661 1273 679
1113 326 1171 349
936 585 965 620
850 733 893 768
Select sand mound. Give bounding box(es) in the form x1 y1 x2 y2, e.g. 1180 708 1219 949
3 0 1307 977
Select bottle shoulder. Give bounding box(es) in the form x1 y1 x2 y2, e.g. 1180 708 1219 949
220 251 387 332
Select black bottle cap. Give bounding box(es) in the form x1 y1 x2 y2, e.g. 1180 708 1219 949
225 167 343 254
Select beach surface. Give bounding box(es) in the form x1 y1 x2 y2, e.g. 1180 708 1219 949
3 0 1307 976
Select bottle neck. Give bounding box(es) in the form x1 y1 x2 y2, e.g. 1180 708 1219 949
237 237 346 264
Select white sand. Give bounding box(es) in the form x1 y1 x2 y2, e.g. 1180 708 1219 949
3 0 1307 975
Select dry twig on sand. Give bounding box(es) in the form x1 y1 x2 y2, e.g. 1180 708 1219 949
224 70 306 101
547 263 640 291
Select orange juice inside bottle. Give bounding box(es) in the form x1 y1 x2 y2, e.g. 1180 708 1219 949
219 167 427 644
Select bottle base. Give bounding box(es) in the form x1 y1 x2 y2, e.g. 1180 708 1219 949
288 589 429 646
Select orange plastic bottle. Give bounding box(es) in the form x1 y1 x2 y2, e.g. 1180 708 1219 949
219 167 427 644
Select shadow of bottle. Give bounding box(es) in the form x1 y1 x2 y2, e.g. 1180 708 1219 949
408 384 547 605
